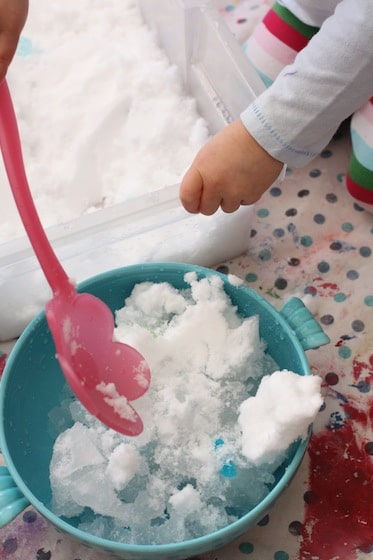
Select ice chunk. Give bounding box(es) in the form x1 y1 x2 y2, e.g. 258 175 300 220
50 422 105 516
51 422 105 478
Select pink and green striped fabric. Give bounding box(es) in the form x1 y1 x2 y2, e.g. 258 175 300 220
243 1 319 86
347 97 373 204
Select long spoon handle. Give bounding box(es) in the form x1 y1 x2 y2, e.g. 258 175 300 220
0 80 74 298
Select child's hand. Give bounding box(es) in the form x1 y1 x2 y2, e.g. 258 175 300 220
0 0 28 82
180 119 283 215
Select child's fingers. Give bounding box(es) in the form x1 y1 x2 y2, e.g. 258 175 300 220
0 0 29 81
0 33 17 81
220 197 243 214
198 189 224 216
179 165 204 214
180 166 225 216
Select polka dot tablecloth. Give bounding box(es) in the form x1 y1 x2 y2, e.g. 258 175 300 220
1 3 373 560
1 123 372 560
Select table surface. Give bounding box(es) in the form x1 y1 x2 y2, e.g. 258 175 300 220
1 116 372 560
1 3 373 560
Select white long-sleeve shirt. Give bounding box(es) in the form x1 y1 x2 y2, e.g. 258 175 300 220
240 0 373 167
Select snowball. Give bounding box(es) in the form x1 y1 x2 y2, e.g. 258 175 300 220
169 485 203 514
106 443 143 490
238 370 323 465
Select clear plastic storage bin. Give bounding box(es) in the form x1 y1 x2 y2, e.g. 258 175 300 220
0 0 264 340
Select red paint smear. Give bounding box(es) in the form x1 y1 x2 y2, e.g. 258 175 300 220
0 353 7 378
318 282 339 291
344 402 373 426
352 356 373 383
311 281 341 298
299 403 373 559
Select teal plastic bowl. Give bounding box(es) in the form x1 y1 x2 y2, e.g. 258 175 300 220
0 263 329 560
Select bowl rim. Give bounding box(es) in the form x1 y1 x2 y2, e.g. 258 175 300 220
0 262 311 554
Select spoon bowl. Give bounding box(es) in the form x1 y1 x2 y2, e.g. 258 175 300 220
46 289 150 435
0 79 150 435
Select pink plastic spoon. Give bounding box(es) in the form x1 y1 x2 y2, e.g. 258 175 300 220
0 80 150 436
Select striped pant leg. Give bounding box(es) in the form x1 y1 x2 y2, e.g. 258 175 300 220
242 1 319 87
346 98 373 208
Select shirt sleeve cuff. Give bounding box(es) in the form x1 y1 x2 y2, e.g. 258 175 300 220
240 100 320 168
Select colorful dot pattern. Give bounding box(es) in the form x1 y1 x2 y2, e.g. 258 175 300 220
1 3 372 560
208 119 372 559
16 36 33 57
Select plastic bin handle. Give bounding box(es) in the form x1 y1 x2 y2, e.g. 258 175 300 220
0 466 30 526
279 297 330 351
